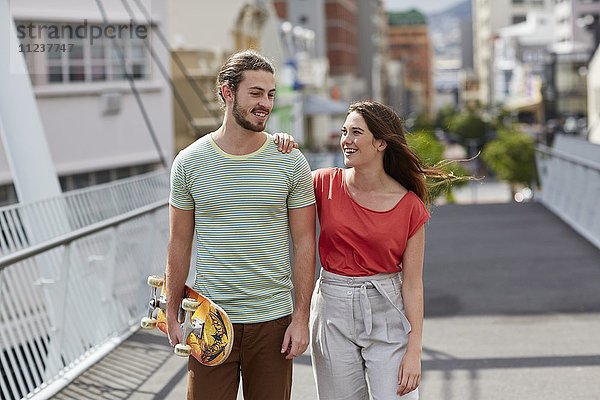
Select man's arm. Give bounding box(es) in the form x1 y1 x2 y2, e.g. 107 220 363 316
165 205 195 346
281 204 316 359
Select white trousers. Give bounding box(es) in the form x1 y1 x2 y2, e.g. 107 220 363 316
310 269 419 400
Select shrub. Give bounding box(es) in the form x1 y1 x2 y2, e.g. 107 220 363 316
482 128 537 193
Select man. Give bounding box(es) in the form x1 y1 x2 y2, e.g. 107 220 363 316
166 50 316 400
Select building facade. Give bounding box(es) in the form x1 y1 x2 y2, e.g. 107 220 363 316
5 0 173 204
551 0 600 118
472 0 552 106
588 45 600 144
357 0 388 103
387 10 433 119
493 12 554 122
554 0 600 50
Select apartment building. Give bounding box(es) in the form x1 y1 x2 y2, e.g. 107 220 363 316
493 12 555 122
357 0 388 103
3 0 173 205
554 0 599 50
588 45 600 144
551 0 600 117
587 46 600 145
274 0 364 103
472 0 553 106
387 10 433 119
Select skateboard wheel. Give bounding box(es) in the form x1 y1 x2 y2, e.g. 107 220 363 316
174 344 191 357
140 317 157 329
147 275 164 288
181 298 199 311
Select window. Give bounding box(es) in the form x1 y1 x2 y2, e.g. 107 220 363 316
73 173 90 189
0 184 18 206
17 21 151 85
94 170 111 184
512 15 527 24
116 167 132 179
57 163 159 192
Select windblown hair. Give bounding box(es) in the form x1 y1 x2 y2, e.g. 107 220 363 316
348 101 460 207
216 49 275 104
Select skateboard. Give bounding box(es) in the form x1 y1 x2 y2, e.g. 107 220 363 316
140 275 234 366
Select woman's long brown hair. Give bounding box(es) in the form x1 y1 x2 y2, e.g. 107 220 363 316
348 101 457 207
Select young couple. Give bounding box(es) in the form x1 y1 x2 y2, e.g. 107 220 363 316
166 50 443 400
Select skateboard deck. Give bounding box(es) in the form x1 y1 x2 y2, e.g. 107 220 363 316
141 275 234 366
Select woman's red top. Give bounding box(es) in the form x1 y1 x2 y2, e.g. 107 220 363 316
314 168 430 276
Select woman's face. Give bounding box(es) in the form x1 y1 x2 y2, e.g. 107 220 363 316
340 111 385 168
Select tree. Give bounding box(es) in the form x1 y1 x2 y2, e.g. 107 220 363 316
435 104 458 130
482 128 537 195
447 110 489 147
406 131 469 202
412 113 435 133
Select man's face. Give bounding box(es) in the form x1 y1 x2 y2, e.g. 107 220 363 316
230 70 276 132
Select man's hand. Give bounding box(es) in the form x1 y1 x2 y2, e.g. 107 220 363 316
273 132 299 153
166 311 183 348
280 316 309 359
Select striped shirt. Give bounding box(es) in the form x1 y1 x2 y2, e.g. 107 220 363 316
169 132 315 323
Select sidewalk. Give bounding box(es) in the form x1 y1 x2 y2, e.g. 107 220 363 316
447 179 513 204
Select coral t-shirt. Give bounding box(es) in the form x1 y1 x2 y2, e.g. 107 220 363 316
314 168 430 277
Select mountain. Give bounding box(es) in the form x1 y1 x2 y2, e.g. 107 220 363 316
428 0 471 20
427 0 471 58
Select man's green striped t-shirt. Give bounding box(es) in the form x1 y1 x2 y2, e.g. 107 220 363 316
169 133 315 323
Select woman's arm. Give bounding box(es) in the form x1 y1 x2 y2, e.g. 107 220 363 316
397 225 425 396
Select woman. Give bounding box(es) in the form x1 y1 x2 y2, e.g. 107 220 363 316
276 101 452 399
313 100 434 399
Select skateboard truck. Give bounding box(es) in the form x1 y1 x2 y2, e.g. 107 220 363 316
174 298 205 357
140 276 206 358
140 275 165 329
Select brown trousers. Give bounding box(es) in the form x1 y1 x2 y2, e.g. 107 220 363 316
187 315 292 400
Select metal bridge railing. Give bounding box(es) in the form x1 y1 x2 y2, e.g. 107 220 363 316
535 144 600 249
0 170 169 256
0 170 170 400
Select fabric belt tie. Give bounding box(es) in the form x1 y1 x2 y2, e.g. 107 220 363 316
358 280 412 336
321 275 412 336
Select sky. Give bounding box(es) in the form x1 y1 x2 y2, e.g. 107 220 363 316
383 0 466 15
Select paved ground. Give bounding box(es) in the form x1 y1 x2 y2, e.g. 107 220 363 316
57 202 600 399
420 202 600 400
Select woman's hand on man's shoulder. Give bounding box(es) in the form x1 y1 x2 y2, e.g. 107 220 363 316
273 132 299 154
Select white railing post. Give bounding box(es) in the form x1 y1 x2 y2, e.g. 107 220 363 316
42 244 71 381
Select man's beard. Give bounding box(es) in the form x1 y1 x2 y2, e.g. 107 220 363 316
232 97 267 132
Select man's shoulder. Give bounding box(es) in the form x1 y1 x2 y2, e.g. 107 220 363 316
175 135 212 163
180 134 211 154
